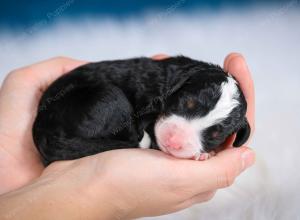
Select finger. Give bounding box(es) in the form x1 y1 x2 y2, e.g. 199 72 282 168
176 147 255 194
223 53 255 140
3 56 87 92
0 57 86 135
152 54 169 60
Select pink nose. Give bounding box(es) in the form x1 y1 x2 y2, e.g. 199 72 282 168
164 133 183 150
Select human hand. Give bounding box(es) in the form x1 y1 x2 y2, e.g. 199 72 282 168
0 145 255 220
0 53 255 220
73 53 254 219
0 57 87 194
223 53 255 139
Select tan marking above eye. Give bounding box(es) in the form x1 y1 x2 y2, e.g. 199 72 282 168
186 99 196 109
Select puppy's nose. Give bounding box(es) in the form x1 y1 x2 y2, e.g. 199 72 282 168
165 135 182 150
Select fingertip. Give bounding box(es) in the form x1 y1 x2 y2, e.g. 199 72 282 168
152 54 169 60
225 54 249 76
223 52 243 71
224 54 253 88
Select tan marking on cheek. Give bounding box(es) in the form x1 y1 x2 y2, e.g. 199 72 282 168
187 99 196 109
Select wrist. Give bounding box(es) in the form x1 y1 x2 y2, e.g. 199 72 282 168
60 155 139 220
44 162 127 220
49 159 131 220
0 163 126 220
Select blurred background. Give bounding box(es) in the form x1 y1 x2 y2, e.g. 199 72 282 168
1 0 300 219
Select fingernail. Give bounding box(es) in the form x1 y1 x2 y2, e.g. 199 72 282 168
241 150 255 171
224 53 241 69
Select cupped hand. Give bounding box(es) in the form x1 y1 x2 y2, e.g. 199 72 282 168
36 145 254 220
0 57 87 194
0 53 255 219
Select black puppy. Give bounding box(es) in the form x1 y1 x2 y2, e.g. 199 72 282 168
33 56 250 165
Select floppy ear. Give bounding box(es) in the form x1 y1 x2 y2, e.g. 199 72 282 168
233 117 251 147
166 73 191 97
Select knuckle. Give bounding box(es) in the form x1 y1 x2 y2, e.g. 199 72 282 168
217 169 235 188
3 67 39 88
225 168 236 187
4 69 23 82
4 67 34 84
224 174 235 187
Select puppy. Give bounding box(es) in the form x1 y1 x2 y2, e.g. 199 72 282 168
33 56 250 165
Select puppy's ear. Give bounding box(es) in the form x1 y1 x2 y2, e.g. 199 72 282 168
169 76 190 95
233 117 251 147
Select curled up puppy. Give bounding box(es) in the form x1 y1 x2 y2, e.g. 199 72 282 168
32 56 250 166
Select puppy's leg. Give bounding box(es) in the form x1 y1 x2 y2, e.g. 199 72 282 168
139 131 151 149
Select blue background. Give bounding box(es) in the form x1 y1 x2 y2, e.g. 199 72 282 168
0 0 292 29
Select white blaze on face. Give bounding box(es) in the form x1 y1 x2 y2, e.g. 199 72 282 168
154 76 240 159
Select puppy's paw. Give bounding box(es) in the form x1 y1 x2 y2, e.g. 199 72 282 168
194 151 216 161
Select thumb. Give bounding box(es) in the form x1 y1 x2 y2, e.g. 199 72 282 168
179 147 255 194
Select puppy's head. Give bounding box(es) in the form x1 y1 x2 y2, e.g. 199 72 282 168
154 66 250 159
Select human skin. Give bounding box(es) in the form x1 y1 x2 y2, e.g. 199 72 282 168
0 54 255 219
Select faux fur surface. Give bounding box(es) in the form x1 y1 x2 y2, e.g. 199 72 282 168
0 5 299 220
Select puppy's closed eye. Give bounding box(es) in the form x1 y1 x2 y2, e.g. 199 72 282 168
211 131 219 138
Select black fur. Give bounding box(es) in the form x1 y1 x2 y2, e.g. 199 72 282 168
32 56 250 165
